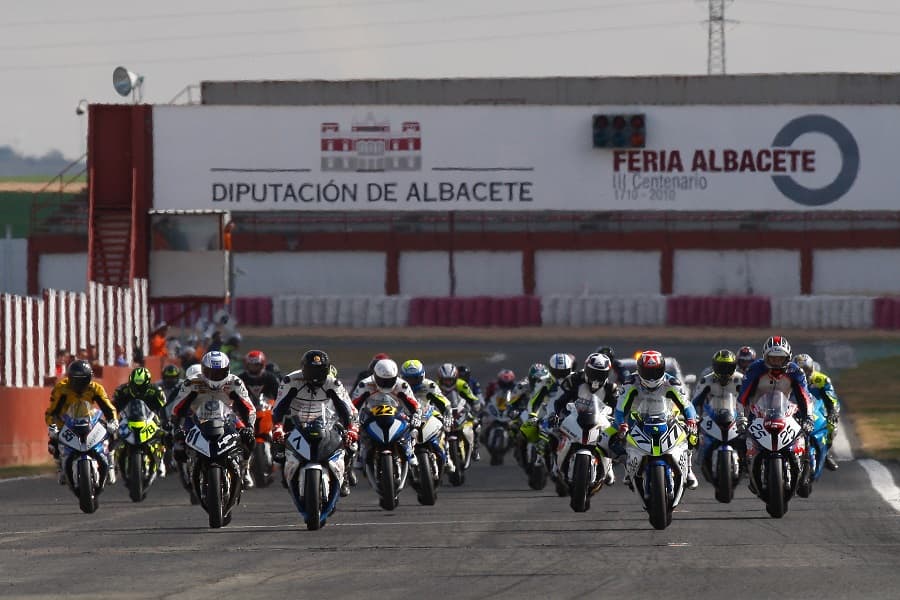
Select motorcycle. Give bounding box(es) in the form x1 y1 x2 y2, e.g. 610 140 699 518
361 392 411 510
800 396 831 497
284 407 345 530
518 414 549 491
624 395 691 530
184 400 244 528
117 397 165 502
746 390 808 518
410 404 446 506
445 390 476 487
54 401 112 514
555 393 614 513
698 392 743 503
250 393 276 487
482 390 520 466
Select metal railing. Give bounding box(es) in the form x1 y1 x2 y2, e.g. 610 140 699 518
30 153 89 235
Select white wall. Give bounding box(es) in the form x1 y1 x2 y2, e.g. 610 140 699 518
454 251 523 296
234 252 385 295
399 251 450 296
813 249 900 295
39 253 87 292
673 250 801 296
535 250 660 295
0 238 27 295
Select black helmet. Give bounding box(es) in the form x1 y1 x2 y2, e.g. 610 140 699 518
584 352 612 391
67 360 93 393
457 365 472 381
596 346 615 361
303 350 330 385
162 364 182 385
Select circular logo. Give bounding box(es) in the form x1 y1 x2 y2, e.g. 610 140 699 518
770 114 859 206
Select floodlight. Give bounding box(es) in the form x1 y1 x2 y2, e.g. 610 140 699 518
112 66 144 101
75 99 88 116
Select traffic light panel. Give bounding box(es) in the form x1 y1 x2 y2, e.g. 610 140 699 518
592 113 646 148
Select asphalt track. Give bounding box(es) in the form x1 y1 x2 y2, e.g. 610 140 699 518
2 336 900 599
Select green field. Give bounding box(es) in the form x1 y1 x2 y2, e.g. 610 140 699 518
0 174 86 183
839 355 900 460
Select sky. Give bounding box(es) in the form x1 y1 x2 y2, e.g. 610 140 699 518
3 0 900 161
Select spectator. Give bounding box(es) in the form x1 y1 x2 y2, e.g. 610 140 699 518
179 345 199 370
132 335 145 366
207 331 223 352
149 322 168 357
54 349 70 378
115 344 129 367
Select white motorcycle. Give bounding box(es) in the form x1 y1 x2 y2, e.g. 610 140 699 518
482 390 520 466
698 391 743 503
54 401 114 514
555 392 614 513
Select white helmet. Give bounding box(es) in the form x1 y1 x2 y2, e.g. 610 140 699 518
185 363 203 380
201 350 231 390
762 336 792 371
548 352 574 381
373 358 399 391
437 363 458 392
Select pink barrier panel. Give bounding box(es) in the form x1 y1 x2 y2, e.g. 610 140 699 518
667 296 771 327
407 296 542 327
874 297 900 329
447 298 463 327
233 297 273 326
408 298 424 326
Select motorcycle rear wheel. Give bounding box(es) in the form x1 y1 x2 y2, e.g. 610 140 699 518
448 439 465 487
416 451 437 506
569 454 591 513
765 456 787 518
715 450 734 504
378 453 398 511
207 465 225 528
304 471 323 530
528 463 548 490
77 459 98 514
251 443 273 488
128 447 144 503
648 463 669 530
180 462 200 505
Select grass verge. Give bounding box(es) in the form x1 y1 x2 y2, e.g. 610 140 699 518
839 355 900 460
0 464 54 479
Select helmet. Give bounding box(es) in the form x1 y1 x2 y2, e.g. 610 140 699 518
128 367 153 396
496 369 516 391
595 346 615 361
185 363 203 380
457 365 472 381
200 351 231 389
373 358 399 391
584 352 611 391
226 333 242 347
711 349 737 382
527 363 549 388
637 350 666 390
437 363 458 392
368 353 390 371
793 353 815 379
67 360 92 393
762 336 792 371
245 350 266 375
400 359 426 391
302 350 330 385
548 353 574 381
736 346 757 371
162 364 182 385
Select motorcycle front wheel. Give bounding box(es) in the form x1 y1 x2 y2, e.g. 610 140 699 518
207 465 225 528
569 453 592 513
715 449 734 504
77 459 98 514
765 456 787 518
304 470 323 530
448 439 465 487
648 463 669 530
416 451 437 506
251 442 273 488
127 447 145 502
378 453 398 511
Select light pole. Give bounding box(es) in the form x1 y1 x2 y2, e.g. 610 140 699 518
75 99 88 158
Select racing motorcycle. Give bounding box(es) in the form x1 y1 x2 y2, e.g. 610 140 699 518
361 392 411 511
624 395 690 530
555 394 614 513
184 400 244 528
284 407 345 530
518 415 549 491
482 389 520 466
53 400 113 514
746 390 808 518
698 391 743 503
117 397 165 503
445 390 475 486
410 404 445 506
800 396 831 497
250 393 276 487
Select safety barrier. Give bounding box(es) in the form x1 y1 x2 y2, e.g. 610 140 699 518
0 279 149 388
873 297 900 329
272 295 411 328
150 297 274 328
407 296 541 327
540 295 666 327
666 295 771 327
772 296 874 329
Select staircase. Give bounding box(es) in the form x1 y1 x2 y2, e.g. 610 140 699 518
89 209 132 287
30 153 89 235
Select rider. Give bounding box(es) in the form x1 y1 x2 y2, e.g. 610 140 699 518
45 360 118 485
437 363 483 461
526 352 574 418
352 358 421 469
793 353 841 471
596 346 630 385
238 350 281 407
156 364 182 402
111 366 169 477
614 350 699 490
169 351 258 490
353 353 390 391
458 364 483 402
400 359 455 472
271 350 359 497
510 363 549 467
736 346 757 374
691 349 743 414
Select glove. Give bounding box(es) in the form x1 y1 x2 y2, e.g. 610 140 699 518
547 414 560 429
736 416 748 434
344 425 359 445
617 422 629 435
801 417 815 435
47 424 59 440
442 413 453 432
271 423 284 443
826 412 839 425
527 412 539 424
409 413 422 430
239 427 256 448
106 421 118 438
47 438 59 457
685 419 698 436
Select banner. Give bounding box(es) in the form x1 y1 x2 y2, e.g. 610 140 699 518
153 105 893 211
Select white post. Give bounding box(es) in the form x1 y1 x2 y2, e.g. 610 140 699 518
124 289 134 369
105 285 114 366
24 297 34 387
47 290 57 379
37 296 46 385
67 291 77 359
115 287 124 365
2 295 11 386
13 295 23 387
78 292 87 354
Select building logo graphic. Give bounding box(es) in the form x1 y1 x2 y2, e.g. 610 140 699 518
321 113 422 172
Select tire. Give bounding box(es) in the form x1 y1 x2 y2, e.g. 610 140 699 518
797 456 813 499
127 447 144 503
77 459 97 514
715 449 734 504
555 477 569 497
448 439 465 487
528 463 548 490
416 452 437 506
648 463 669 530
378 453 397 511
569 454 591 513
180 462 200 505
207 466 225 528
304 470 323 530
765 456 787 518
251 443 272 488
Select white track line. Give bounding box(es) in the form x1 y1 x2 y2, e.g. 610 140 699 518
485 353 507 363
858 459 900 513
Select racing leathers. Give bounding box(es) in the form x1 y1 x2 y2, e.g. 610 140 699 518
352 376 421 466
449 378 483 459
45 379 117 481
238 368 281 408
112 382 168 426
690 371 746 477
806 369 841 469
409 377 455 472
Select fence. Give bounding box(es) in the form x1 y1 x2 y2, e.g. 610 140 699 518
0 279 149 387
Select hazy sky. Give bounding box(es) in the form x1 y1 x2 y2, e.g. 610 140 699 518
4 0 899 160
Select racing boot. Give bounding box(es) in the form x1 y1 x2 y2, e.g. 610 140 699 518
340 474 351 498
685 461 699 490
825 450 839 471
241 458 254 490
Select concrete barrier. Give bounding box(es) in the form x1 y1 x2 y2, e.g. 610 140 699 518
773 296 874 329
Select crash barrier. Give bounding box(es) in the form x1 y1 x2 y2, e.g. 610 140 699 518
406 296 541 327
150 297 273 328
272 295 411 328
666 295 771 327
874 297 900 329
772 296 874 329
0 366 138 467
540 295 666 327
0 280 149 388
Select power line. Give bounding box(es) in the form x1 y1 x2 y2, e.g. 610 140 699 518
742 19 900 37
0 0 683 52
0 20 699 73
751 0 900 17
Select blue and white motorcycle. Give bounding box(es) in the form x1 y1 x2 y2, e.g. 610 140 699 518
54 401 114 514
410 404 446 506
361 392 411 511
698 392 743 503
798 395 830 498
284 407 345 530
